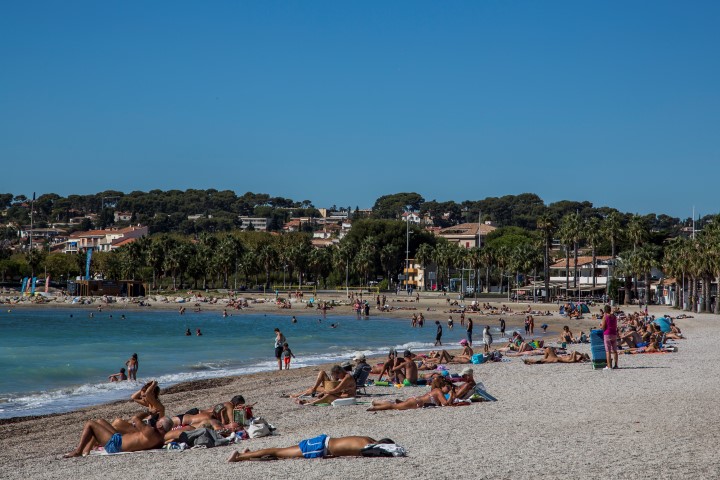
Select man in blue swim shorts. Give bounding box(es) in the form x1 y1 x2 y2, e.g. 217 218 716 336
64 414 172 457
298 434 329 458
104 433 123 454
227 435 397 462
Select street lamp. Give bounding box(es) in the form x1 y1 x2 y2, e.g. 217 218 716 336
404 206 412 293
283 265 288 289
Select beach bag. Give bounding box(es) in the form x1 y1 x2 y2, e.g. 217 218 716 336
471 353 485 364
247 417 272 438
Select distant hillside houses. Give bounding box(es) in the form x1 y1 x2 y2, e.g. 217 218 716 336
61 225 148 254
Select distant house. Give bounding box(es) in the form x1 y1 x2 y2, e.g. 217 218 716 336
114 211 133 223
435 222 497 249
63 225 148 254
401 211 422 225
549 255 613 296
238 217 268 231
283 217 314 232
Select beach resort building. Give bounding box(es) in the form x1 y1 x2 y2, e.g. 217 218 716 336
238 217 268 231
548 255 613 296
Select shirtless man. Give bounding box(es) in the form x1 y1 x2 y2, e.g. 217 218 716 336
522 347 589 364
391 350 418 384
228 435 396 461
293 364 356 405
64 413 172 457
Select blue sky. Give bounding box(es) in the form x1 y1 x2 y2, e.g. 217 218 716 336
1 1 718 218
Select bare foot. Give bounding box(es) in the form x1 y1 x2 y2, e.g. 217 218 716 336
63 450 81 458
294 398 307 405
228 448 251 462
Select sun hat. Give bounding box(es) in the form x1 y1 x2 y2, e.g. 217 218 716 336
459 339 468 345
460 367 474 376
353 353 366 362
340 361 353 369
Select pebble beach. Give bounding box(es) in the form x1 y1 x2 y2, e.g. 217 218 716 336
1 293 718 479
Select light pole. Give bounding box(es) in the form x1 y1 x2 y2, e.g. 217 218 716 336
283 265 287 289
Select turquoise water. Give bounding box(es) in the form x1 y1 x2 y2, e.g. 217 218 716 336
0 308 486 419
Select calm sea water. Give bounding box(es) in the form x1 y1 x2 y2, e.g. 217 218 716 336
0 308 498 419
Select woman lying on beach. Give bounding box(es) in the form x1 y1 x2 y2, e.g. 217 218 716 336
227 435 399 461
367 377 465 411
522 347 589 365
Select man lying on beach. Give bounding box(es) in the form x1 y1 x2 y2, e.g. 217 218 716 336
130 380 165 418
522 347 589 365
64 413 173 457
227 435 399 461
292 364 356 405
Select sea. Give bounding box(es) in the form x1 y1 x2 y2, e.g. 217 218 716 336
0 308 502 419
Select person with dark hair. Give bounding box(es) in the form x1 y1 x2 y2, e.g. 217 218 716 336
274 328 286 371
125 353 138 381
391 350 419 384
228 436 399 461
434 321 442 346
601 304 619 370
130 380 164 418
108 368 127 382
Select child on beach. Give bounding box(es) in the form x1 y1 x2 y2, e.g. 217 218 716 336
282 342 296 369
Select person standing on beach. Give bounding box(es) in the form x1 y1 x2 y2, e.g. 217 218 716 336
282 343 296 369
483 326 493 354
435 321 443 346
125 353 138 381
499 318 506 338
601 305 619 370
466 317 473 346
274 328 287 371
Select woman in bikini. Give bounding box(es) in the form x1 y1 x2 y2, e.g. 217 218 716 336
367 377 454 411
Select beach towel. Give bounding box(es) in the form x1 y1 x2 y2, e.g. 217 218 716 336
589 329 607 369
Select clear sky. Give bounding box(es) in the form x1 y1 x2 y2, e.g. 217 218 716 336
1 1 718 218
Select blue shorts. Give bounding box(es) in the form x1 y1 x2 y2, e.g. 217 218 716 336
298 434 328 458
105 433 122 454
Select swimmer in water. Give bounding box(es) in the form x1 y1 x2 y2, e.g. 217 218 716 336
196 329 203 336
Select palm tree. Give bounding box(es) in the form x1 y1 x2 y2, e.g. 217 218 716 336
354 236 377 286
663 236 689 309
602 211 624 259
584 217 601 289
536 212 556 302
615 250 636 305
334 241 356 294
415 243 434 290
466 247 483 298
634 245 658 305
557 216 575 293
626 215 648 296
255 242 277 289
380 244 400 289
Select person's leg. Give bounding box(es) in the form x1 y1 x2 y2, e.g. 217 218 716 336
111 418 135 434
612 349 619 369
228 445 303 462
290 371 330 398
64 420 116 457
368 397 420 411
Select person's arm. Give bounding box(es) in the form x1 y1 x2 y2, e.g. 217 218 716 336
600 315 607 331
144 381 165 416
326 375 355 396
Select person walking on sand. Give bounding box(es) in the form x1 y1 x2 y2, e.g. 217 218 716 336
125 353 138 381
435 321 443 346
601 305 619 370
466 317 473 346
274 328 287 371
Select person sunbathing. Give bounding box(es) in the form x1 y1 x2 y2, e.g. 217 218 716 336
64 413 172 457
522 347 589 364
619 327 642 348
130 380 165 419
227 435 398 461
453 367 477 399
293 364 356 405
367 377 456 411
374 349 403 383
389 350 419 384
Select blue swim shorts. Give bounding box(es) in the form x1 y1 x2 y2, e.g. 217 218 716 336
104 433 123 454
298 434 328 458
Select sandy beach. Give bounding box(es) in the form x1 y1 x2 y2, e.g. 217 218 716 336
1 293 718 479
